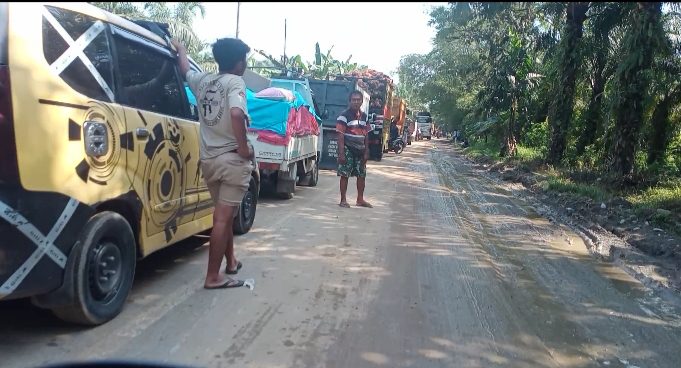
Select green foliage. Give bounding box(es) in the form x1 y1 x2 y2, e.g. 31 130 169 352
516 146 544 161
629 183 681 210
524 119 549 149
400 1 681 180
546 177 610 202
611 2 667 176
251 42 363 80
464 139 499 159
89 2 209 67
402 1 681 232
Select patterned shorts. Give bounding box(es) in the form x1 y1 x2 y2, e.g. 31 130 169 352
337 147 366 178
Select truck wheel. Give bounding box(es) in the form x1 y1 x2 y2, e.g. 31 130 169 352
234 176 258 235
275 163 296 199
307 159 319 187
51 212 136 326
298 160 319 187
427 136 431 140
309 160 319 187
297 158 319 187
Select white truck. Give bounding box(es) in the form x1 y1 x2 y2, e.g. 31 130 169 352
246 75 322 199
415 111 433 140
248 132 320 199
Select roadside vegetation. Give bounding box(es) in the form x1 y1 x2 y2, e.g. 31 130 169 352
398 2 681 235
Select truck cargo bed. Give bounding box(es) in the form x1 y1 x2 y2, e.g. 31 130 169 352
248 133 318 171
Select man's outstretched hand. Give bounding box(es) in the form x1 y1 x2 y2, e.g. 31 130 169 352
170 39 185 53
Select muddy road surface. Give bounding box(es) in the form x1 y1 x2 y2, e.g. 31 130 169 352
2 140 681 368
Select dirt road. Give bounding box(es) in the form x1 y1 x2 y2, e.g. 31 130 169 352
2 140 681 368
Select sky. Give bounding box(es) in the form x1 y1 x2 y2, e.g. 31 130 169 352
192 2 446 83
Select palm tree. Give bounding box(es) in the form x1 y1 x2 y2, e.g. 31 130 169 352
611 2 666 176
145 2 206 56
89 2 140 18
89 2 207 62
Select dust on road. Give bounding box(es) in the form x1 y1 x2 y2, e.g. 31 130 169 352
1 140 680 368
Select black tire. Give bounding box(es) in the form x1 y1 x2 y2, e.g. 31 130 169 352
297 158 319 187
394 142 404 154
427 136 431 140
233 176 258 235
307 159 319 187
274 163 295 200
51 212 136 326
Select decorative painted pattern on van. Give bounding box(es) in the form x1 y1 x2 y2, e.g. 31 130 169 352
39 98 211 244
76 102 126 185
0 189 93 300
42 6 114 101
142 120 187 241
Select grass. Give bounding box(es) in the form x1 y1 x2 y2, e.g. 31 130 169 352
545 177 609 202
627 184 681 212
458 139 681 236
464 140 499 160
460 139 679 207
516 145 544 161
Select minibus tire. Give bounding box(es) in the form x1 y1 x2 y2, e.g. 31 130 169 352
234 177 258 235
52 212 136 326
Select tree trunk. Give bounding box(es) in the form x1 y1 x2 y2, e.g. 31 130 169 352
547 2 589 165
502 94 518 157
647 85 681 165
612 2 663 176
576 68 606 155
514 104 526 143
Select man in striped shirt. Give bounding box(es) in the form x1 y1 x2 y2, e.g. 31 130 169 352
336 91 373 208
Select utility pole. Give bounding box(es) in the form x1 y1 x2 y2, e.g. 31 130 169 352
283 18 287 67
236 2 241 38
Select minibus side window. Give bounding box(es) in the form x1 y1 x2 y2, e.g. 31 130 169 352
42 6 115 102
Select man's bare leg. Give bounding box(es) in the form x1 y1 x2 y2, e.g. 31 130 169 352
224 221 239 272
205 202 237 287
224 209 239 271
356 177 372 207
356 176 366 203
339 176 350 206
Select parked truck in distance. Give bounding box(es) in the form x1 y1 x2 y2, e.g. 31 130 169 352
416 111 433 140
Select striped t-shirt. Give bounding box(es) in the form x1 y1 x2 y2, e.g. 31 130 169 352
336 109 369 152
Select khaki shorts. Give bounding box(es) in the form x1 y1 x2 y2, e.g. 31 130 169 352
201 152 253 206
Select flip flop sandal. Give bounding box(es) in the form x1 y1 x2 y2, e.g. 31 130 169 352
339 202 351 208
356 202 373 208
225 261 243 275
204 279 244 290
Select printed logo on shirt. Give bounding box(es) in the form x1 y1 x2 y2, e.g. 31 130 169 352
199 79 225 126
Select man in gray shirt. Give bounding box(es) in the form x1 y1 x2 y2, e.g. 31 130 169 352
173 38 253 290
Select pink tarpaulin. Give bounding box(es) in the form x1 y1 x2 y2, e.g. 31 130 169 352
249 106 319 146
